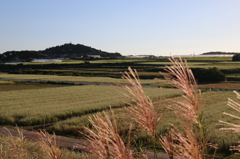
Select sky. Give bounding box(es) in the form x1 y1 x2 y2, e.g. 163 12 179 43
1 0 240 56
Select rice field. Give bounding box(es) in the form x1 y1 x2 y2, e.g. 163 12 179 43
0 83 66 91
47 90 240 151
138 61 240 69
0 74 164 85
0 81 13 84
0 85 180 126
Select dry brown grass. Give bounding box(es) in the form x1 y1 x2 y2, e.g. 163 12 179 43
120 67 164 159
81 108 143 159
219 91 240 154
0 127 39 158
36 130 73 159
160 57 213 159
121 67 162 136
0 127 83 159
162 57 201 123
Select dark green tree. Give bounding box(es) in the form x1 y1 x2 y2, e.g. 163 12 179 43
192 67 225 82
232 54 240 61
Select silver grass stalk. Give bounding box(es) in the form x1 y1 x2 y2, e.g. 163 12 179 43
121 67 162 136
81 108 141 159
163 57 201 123
36 130 72 159
160 57 211 159
219 91 240 153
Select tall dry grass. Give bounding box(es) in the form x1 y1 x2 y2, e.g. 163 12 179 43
0 127 39 158
81 108 144 159
121 67 162 136
163 57 201 123
121 67 163 159
0 127 83 159
219 90 240 154
36 130 73 159
159 57 209 159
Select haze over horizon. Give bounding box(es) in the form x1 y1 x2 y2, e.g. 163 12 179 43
1 1 240 56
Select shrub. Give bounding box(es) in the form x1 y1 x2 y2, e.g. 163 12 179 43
232 54 240 61
192 67 226 83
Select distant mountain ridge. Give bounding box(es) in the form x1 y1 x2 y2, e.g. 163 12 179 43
201 51 240 55
0 43 122 62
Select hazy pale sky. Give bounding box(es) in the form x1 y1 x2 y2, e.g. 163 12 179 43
1 0 240 56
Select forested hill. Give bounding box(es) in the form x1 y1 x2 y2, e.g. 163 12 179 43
0 43 122 62
201 51 240 55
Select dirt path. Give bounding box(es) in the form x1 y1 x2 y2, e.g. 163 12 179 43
0 127 170 159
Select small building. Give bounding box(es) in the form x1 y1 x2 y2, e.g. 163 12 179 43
88 55 101 58
125 55 155 58
31 59 62 63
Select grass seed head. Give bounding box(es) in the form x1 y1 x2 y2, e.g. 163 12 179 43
121 67 162 136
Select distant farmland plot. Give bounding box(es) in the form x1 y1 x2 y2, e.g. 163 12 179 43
179 57 232 61
0 85 180 126
0 81 13 84
0 74 164 85
139 61 240 69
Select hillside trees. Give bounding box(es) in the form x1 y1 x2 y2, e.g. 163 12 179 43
0 43 122 62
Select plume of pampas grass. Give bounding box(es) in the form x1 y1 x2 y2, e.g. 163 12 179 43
121 67 162 136
36 130 72 159
163 57 201 123
162 126 204 159
159 130 174 159
219 91 240 153
160 57 212 159
0 127 39 158
81 108 141 159
121 67 163 159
